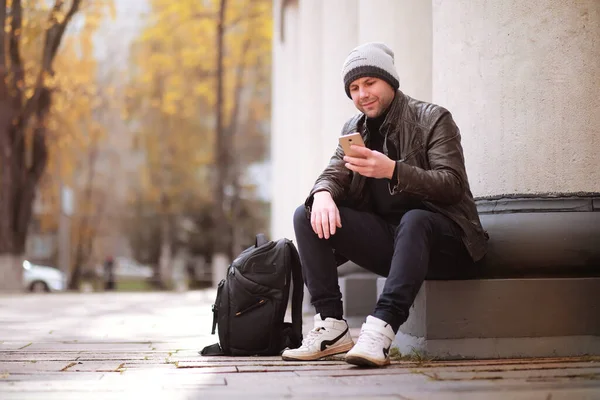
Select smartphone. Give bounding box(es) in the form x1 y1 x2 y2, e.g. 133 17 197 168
339 132 366 157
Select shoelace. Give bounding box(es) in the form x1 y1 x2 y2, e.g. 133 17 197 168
356 328 384 352
299 327 324 348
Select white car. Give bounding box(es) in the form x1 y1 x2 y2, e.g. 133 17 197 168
23 261 67 292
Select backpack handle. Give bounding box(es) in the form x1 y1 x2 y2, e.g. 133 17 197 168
255 233 268 247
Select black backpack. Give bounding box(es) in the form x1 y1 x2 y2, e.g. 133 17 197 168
200 234 304 356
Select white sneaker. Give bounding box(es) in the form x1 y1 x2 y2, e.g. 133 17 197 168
281 314 354 361
345 315 395 367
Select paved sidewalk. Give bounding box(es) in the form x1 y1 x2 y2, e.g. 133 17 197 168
0 290 598 399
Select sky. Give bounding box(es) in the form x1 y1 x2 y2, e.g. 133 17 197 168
93 0 149 65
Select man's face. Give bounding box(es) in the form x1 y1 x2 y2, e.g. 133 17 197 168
349 77 395 118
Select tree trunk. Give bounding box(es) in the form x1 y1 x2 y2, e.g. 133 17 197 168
0 0 83 291
227 27 252 259
213 0 229 256
0 113 45 290
69 138 99 290
157 195 172 290
0 254 25 291
0 121 14 248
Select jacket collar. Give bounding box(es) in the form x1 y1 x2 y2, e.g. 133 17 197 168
359 90 406 149
382 89 406 129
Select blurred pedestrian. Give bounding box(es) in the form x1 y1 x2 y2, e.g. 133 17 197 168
104 256 116 291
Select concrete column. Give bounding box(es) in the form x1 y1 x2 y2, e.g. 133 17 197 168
297 0 324 180
432 0 600 197
358 0 433 101
271 0 324 241
319 0 359 166
271 0 300 240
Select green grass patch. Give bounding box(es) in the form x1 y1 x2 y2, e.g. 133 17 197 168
390 347 436 365
115 280 155 292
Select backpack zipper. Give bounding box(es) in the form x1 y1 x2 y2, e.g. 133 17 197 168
235 299 267 317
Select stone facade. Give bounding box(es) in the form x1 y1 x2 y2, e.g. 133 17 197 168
270 0 600 358
270 0 600 240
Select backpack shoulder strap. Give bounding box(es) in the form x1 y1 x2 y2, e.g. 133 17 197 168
288 240 304 348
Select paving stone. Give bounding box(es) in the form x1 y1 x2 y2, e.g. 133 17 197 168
0 375 227 392
391 387 600 400
237 364 357 373
409 357 600 369
0 372 105 382
293 366 417 377
100 371 231 383
0 342 38 350
0 361 80 373
121 363 177 370
0 352 78 362
0 291 598 399
148 341 208 351
181 355 288 362
118 359 174 366
176 359 345 367
25 342 153 351
411 366 600 382
61 361 129 372
444 361 600 373
136 365 237 373
73 351 171 361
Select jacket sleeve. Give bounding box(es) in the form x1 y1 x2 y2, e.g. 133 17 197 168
390 111 468 205
304 120 357 210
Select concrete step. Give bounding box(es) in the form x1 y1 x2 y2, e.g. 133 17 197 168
377 277 600 359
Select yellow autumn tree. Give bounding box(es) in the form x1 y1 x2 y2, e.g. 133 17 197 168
0 0 114 290
46 4 118 290
126 0 272 287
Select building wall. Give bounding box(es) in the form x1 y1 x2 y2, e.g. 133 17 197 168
271 0 600 241
432 0 600 197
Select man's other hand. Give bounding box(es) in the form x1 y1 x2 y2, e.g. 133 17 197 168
310 191 342 239
343 145 395 179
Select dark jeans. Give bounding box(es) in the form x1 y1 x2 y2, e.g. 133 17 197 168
293 205 476 333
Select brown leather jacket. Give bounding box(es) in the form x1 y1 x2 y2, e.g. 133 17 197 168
305 90 488 261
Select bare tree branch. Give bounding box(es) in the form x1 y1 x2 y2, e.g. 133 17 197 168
228 35 253 143
20 0 83 135
41 0 83 74
213 0 228 254
226 11 266 31
227 30 253 257
0 0 7 73
9 0 24 101
193 11 215 19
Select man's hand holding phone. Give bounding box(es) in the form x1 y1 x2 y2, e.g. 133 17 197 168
310 191 342 239
340 133 395 179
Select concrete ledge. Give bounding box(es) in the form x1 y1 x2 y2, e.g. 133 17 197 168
340 272 378 318
301 269 378 324
395 333 600 360
475 196 600 277
377 277 600 359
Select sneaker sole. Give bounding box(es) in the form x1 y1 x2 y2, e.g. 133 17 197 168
345 354 390 367
282 341 354 361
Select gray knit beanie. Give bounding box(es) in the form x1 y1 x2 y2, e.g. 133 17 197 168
341 42 400 98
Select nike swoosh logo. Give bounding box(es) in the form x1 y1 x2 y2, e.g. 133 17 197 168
320 327 349 351
383 346 390 358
